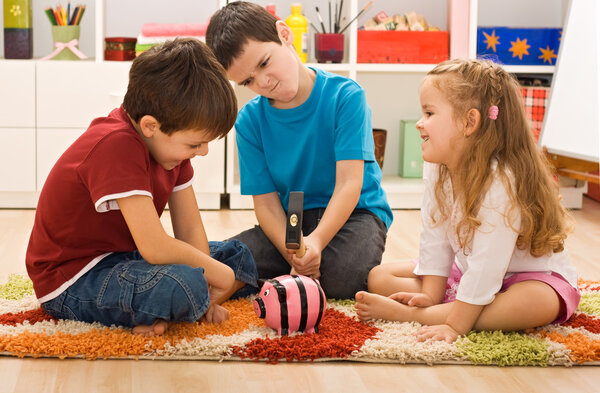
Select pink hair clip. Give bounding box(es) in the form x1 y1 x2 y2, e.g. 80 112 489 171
489 105 499 120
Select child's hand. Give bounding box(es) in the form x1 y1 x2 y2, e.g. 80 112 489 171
201 303 230 324
415 324 460 343
389 292 434 307
289 235 322 278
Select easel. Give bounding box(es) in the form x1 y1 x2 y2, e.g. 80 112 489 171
544 148 599 184
539 0 600 206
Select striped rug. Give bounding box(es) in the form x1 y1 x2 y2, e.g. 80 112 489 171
1 275 599 365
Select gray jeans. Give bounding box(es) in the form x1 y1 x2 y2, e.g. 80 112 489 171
229 209 387 299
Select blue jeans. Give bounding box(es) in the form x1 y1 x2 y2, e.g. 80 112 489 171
41 240 258 328
230 209 387 299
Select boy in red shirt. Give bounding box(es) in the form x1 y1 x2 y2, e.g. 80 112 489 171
26 38 257 336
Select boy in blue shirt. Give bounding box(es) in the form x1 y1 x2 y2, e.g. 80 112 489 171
207 2 393 299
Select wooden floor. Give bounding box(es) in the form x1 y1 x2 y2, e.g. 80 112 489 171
1 197 599 393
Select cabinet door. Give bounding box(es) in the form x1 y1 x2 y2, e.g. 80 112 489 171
0 61 35 128
0 128 35 192
36 128 85 191
36 61 131 128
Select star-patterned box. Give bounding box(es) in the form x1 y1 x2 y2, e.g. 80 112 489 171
477 27 562 66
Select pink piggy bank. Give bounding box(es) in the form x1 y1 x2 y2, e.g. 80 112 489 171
253 274 326 336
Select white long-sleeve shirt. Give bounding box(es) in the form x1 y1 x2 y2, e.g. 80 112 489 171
415 162 578 306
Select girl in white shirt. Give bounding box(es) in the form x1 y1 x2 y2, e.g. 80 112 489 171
355 59 580 343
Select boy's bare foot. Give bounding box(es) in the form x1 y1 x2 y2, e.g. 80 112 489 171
132 319 169 337
355 291 413 322
200 303 230 324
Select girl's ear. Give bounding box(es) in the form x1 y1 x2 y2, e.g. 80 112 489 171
464 108 481 137
275 20 294 46
139 115 160 138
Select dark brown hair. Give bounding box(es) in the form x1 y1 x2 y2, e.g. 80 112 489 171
123 38 236 139
427 59 570 257
206 1 280 70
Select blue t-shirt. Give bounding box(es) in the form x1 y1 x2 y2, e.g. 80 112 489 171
235 68 393 229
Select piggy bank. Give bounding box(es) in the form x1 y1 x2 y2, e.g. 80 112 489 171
253 274 326 336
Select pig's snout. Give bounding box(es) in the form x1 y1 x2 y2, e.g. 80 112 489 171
253 297 266 319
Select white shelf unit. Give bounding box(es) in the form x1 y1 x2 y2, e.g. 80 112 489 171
0 0 570 210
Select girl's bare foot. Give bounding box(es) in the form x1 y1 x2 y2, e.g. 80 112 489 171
132 319 169 337
355 291 413 322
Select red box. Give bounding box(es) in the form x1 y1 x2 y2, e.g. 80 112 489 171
104 37 137 61
357 30 448 64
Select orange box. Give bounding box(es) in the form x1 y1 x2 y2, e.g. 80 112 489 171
357 30 449 64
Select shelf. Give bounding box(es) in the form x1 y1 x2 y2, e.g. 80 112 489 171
306 62 352 72
503 65 556 74
381 176 425 209
356 64 437 73
306 63 437 73
226 176 425 210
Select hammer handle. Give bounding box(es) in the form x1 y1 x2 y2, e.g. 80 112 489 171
295 236 306 258
290 237 305 276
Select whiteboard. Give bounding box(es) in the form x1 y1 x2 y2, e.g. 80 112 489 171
539 0 600 162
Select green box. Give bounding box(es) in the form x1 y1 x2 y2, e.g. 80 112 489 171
3 0 32 28
399 120 424 178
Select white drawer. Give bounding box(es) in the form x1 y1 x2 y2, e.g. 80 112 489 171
36 61 131 128
0 61 35 128
0 128 36 192
191 137 225 194
36 127 85 191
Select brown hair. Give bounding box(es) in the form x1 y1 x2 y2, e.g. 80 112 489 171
123 38 236 139
206 1 280 70
427 58 570 257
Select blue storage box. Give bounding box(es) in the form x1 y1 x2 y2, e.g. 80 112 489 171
477 27 562 66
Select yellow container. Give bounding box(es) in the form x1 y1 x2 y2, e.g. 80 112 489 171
285 3 307 63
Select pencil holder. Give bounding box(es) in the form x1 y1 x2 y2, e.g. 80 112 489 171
43 25 87 60
3 0 33 59
314 33 344 63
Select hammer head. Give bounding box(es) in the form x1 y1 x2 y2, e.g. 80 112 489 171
285 191 304 250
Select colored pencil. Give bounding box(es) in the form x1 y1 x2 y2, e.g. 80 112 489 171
75 5 86 25
44 8 58 25
44 3 85 27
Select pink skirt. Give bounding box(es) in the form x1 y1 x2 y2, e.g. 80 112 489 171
415 260 580 324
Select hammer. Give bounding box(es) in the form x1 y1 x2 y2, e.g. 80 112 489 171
286 191 306 264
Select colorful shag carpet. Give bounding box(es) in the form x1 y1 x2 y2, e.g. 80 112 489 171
1 274 600 365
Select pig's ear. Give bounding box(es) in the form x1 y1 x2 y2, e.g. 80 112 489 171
257 279 266 287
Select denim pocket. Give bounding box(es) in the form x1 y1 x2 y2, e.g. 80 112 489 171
96 261 164 314
119 262 165 292
42 292 79 320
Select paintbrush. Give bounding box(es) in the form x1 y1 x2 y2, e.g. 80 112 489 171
339 1 373 34
315 6 327 34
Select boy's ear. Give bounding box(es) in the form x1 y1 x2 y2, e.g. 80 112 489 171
139 115 160 138
275 20 294 45
464 108 481 137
